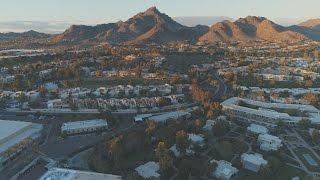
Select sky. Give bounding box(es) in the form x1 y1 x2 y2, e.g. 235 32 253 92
0 0 319 23
0 0 319 33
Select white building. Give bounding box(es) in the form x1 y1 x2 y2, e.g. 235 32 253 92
135 161 160 179
212 160 238 180
241 153 268 172
61 119 108 135
47 99 67 109
141 111 191 123
0 120 43 166
221 97 320 127
39 168 121 180
258 134 282 151
188 133 205 147
247 124 269 135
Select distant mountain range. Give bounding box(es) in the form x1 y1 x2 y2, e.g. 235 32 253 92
0 30 50 41
173 16 234 27
299 19 320 31
0 7 319 45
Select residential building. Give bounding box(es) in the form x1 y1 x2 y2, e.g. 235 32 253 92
135 161 160 179
247 124 269 135
212 160 238 180
241 153 268 172
258 134 282 151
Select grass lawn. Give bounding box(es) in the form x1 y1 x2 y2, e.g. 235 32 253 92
88 148 155 174
239 165 306 180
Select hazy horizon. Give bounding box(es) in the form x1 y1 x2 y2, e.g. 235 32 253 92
0 0 319 33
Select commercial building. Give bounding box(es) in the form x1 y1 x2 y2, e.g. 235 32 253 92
241 153 268 172
61 119 108 135
0 120 43 167
221 97 320 128
134 111 191 123
258 134 282 152
39 168 122 180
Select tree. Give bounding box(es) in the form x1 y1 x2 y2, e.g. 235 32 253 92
108 135 124 167
266 156 282 174
212 119 230 137
303 92 318 106
297 118 311 129
155 142 173 172
218 141 232 160
311 129 320 145
259 165 272 177
145 120 156 137
176 130 189 154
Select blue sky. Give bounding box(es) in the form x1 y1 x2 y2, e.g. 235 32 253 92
0 0 319 23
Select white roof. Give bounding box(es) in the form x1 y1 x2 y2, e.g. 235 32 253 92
149 111 190 123
61 119 107 132
241 153 268 166
214 160 238 179
188 133 205 143
247 124 268 135
135 161 160 179
0 120 32 141
39 168 122 180
258 133 282 143
0 120 42 155
221 97 320 123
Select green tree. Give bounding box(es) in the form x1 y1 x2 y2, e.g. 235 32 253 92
212 119 230 137
176 130 189 154
155 142 173 172
145 120 156 137
297 118 311 129
311 130 320 145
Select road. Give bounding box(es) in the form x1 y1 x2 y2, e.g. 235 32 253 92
200 70 228 101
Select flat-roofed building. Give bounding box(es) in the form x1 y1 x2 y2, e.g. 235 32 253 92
0 120 43 167
241 153 268 172
61 119 108 136
221 97 320 128
247 124 269 135
135 161 160 179
258 133 282 152
39 167 121 180
212 160 238 180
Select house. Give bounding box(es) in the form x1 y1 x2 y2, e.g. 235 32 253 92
169 144 195 157
135 161 160 179
258 134 282 151
44 83 58 93
247 124 269 135
47 99 68 109
61 119 108 136
241 153 268 172
212 160 238 180
203 120 216 131
188 133 205 148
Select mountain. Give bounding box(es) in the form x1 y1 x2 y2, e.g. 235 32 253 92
298 19 320 31
173 16 234 27
0 30 49 40
53 7 208 45
199 16 309 43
